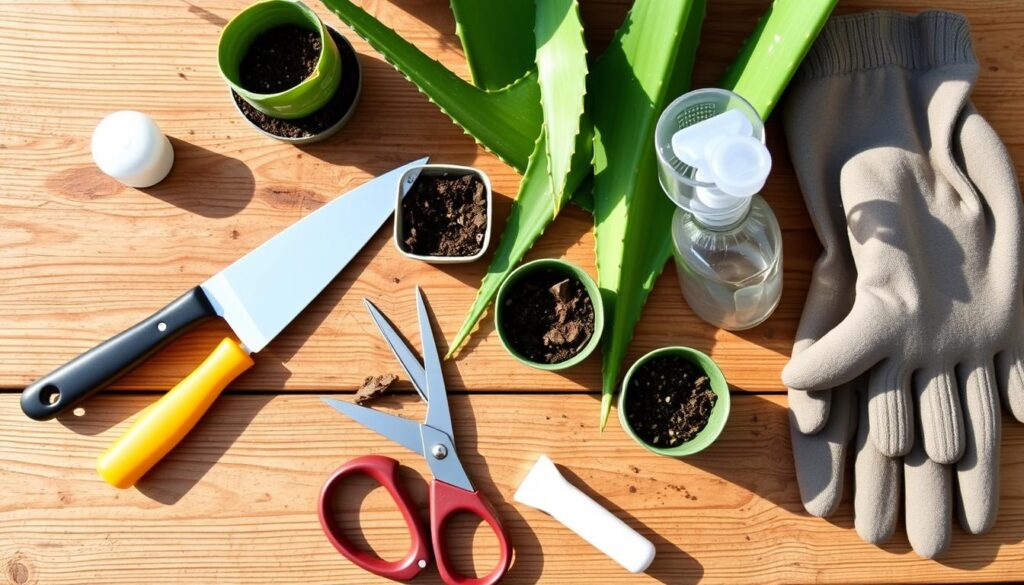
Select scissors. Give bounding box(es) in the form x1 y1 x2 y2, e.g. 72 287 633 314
318 287 512 585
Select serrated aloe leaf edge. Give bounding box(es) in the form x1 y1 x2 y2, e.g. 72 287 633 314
320 0 837 427
592 0 707 429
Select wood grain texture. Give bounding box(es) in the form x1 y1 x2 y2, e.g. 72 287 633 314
2 393 1024 584
4 1 1024 581
1 0 1016 393
1 0 1021 392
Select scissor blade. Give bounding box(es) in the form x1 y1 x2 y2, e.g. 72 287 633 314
363 299 428 402
321 397 424 456
415 287 454 438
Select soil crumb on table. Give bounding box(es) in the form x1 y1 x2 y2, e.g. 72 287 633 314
500 268 595 364
625 355 717 447
401 172 487 257
240 24 321 94
353 374 397 404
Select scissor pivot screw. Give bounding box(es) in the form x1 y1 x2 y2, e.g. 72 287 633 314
431 444 448 460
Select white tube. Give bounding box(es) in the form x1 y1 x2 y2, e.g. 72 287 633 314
514 455 656 573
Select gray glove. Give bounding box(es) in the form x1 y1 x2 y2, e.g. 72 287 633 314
782 11 1024 558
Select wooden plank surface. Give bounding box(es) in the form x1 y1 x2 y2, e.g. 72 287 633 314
1 0 1022 392
2 393 1024 585
4 0 1024 583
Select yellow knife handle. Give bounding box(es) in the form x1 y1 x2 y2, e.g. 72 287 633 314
96 337 254 489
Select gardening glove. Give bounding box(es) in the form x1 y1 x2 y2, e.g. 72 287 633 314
782 10 1024 557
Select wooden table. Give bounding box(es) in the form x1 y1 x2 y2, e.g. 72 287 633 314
2 1 1023 583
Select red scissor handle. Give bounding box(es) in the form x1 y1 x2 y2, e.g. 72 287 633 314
318 455 431 581
430 480 513 585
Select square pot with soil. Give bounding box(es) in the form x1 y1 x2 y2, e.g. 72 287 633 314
218 0 361 144
618 346 730 457
494 258 604 371
394 164 492 263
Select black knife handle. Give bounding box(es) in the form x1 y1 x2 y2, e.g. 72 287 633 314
21 286 219 421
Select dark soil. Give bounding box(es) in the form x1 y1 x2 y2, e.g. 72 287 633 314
400 172 487 257
500 268 595 364
625 355 717 447
232 28 361 139
240 25 321 94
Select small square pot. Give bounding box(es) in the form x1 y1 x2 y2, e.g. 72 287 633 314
394 164 492 264
618 346 730 457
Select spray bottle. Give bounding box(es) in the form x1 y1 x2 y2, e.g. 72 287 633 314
655 89 782 330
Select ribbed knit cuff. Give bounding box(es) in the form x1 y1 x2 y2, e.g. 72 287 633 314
797 10 976 80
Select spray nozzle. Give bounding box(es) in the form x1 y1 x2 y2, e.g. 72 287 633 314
670 110 771 198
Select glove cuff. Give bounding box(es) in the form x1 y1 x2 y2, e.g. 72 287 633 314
798 10 975 80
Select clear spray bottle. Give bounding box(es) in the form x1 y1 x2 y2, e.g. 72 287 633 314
655 89 782 331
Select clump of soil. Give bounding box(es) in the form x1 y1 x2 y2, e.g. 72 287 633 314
240 25 321 94
401 172 487 257
625 355 717 447
353 374 397 404
500 268 595 364
232 28 361 139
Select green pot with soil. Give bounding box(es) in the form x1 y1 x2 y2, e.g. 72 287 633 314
219 0 361 143
618 346 730 457
494 259 603 371
395 164 493 263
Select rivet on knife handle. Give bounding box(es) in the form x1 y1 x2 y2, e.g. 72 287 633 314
96 337 254 489
20 287 218 421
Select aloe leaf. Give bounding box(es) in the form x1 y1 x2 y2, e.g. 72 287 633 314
321 0 541 172
593 0 706 430
535 0 587 215
720 0 837 118
450 0 535 91
446 0 590 358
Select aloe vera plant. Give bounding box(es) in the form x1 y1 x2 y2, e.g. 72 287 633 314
322 0 541 171
323 0 836 426
592 0 706 429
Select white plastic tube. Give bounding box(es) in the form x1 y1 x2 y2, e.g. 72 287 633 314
514 455 656 573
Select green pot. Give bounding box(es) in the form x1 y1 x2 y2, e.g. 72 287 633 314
494 259 604 371
218 0 341 119
618 346 730 457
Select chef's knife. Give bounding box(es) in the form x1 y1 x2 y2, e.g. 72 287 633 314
21 157 428 486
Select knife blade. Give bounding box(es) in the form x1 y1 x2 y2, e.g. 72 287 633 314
97 157 427 488
22 157 427 421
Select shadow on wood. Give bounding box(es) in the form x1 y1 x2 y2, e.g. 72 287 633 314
556 463 705 584
134 393 272 504
140 137 255 219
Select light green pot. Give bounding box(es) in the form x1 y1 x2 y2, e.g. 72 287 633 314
218 0 341 119
494 259 604 371
618 346 730 457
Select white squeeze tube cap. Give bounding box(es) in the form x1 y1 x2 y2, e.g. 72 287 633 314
91 110 175 188
514 455 656 574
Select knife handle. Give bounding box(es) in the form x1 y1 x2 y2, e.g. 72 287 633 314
97 337 254 489
21 287 218 421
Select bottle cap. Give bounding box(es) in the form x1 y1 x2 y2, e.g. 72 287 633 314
706 134 771 198
670 109 753 169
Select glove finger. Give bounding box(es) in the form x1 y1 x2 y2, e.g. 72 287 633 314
853 385 899 544
867 361 914 457
914 367 965 464
790 387 856 518
995 346 1024 422
955 360 1001 534
904 439 953 559
783 296 890 391
789 387 832 435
